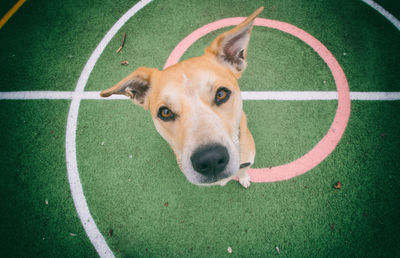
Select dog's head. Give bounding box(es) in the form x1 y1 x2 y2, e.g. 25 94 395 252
101 7 263 185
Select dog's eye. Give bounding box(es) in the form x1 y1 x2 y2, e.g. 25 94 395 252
158 107 175 121
215 87 231 105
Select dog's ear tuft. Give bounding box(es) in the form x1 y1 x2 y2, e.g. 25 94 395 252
100 67 158 109
206 7 263 77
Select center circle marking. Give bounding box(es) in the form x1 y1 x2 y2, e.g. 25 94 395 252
164 17 351 182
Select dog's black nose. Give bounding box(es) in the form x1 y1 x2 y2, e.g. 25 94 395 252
190 144 229 176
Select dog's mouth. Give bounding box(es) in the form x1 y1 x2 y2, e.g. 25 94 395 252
195 163 251 185
240 162 251 169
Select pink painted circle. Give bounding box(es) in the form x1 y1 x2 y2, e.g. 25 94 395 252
164 18 351 183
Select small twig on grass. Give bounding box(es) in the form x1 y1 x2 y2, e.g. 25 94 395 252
116 32 126 53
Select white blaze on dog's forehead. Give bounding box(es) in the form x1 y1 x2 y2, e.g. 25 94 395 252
182 73 192 86
182 72 195 96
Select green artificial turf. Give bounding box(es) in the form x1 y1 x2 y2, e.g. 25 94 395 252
180 27 337 92
375 0 400 18
1 0 400 257
246 100 336 167
86 0 400 93
76 100 400 257
0 0 138 92
76 99 337 180
0 101 96 257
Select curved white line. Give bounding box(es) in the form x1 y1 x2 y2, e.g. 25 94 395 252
362 0 400 31
65 0 153 257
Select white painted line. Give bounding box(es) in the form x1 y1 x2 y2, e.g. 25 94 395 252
241 91 339 100
1 91 400 101
350 91 400 100
243 91 400 101
65 1 153 258
0 91 74 99
362 0 400 31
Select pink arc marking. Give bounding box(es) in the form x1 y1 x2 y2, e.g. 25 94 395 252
164 18 351 183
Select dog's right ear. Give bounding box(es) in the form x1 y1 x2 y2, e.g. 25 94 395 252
100 67 157 109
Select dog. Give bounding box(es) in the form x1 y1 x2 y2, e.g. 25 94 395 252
100 7 263 188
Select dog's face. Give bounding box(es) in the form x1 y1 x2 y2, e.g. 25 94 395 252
101 7 263 185
148 58 243 185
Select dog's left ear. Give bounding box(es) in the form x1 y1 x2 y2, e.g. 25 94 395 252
206 7 263 77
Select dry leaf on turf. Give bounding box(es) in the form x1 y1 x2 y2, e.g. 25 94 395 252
333 181 342 189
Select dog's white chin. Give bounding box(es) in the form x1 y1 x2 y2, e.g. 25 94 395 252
196 176 235 187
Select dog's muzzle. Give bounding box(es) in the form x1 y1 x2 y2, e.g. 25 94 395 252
190 144 229 177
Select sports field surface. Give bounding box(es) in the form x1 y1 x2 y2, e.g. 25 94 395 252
1 0 399 257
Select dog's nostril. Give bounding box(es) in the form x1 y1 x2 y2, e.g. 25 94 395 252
199 164 208 171
218 158 226 165
190 144 230 176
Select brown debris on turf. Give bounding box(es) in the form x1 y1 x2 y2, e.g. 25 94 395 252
164 202 168 207
108 229 113 237
333 181 342 189
116 32 126 53
120 60 129 65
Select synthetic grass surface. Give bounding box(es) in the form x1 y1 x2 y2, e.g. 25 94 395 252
85 0 400 92
0 101 96 257
1 0 399 257
77 101 399 256
0 0 135 92
376 0 400 17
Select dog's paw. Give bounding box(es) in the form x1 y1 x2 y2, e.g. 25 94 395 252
239 175 251 188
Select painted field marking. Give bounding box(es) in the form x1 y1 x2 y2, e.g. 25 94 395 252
65 0 153 258
0 0 27 29
1 91 400 100
165 17 351 182
362 0 400 30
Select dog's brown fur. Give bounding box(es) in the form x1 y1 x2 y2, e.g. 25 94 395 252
100 7 263 187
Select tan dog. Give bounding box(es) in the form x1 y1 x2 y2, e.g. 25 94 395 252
100 7 263 188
